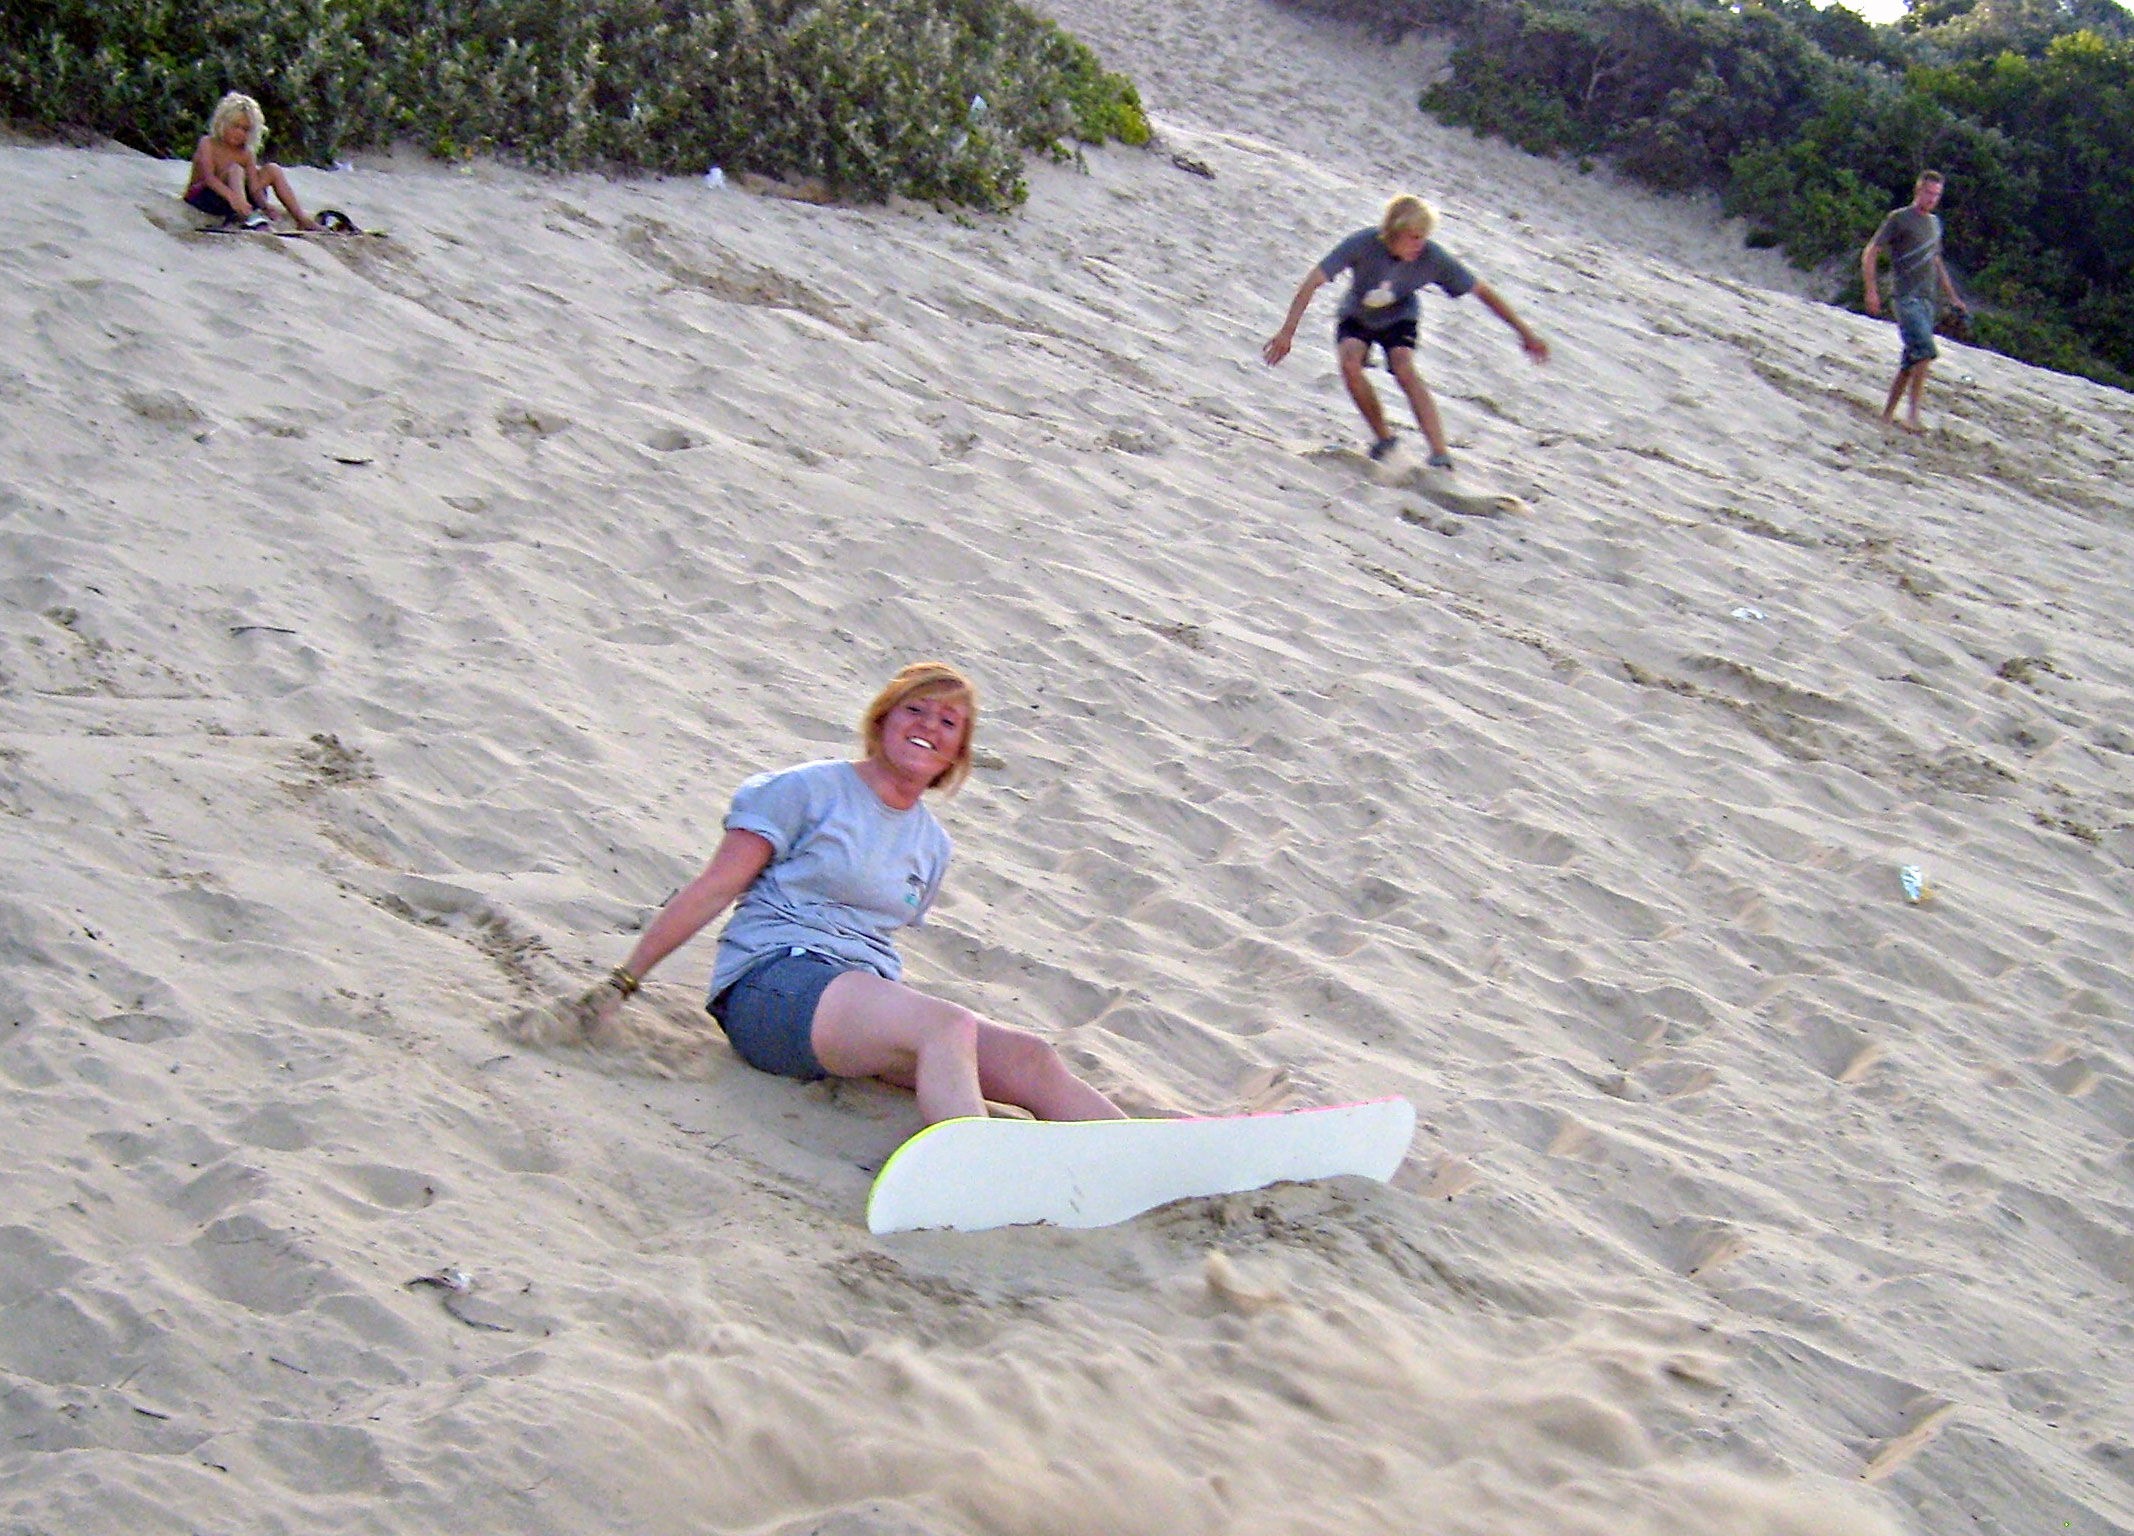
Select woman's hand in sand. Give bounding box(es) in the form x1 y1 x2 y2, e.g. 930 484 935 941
568 973 634 1039
503 970 632 1048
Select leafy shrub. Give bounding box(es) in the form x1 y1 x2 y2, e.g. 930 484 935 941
1423 53 1590 158
0 0 1148 209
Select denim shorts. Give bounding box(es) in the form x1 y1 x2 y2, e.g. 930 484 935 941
1894 295 1940 368
709 949 864 1081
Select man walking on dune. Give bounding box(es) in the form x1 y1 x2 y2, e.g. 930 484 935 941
1862 170 1969 433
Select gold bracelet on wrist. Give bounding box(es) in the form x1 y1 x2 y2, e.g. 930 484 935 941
609 965 641 997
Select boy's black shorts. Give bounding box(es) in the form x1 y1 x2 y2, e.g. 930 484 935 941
1336 314 1419 363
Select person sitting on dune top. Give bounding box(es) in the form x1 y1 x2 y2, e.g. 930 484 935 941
572 661 1126 1128
184 92 318 231
1263 194 1548 470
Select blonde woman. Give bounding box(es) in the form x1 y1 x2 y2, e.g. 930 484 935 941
1264 194 1547 469
184 92 319 230
581 662 1124 1126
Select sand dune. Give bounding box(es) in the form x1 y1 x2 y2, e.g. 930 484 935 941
3 0 2131 1530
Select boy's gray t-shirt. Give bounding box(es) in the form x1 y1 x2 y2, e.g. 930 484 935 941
1318 229 1477 323
710 759 951 997
1872 207 1942 302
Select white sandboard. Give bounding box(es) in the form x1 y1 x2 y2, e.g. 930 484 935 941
866 1098 1416 1234
1301 443 1529 517
199 225 388 239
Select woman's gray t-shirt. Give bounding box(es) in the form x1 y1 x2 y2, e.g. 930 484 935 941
710 759 951 998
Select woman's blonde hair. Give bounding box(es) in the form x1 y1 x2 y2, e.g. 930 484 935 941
208 92 266 155
1380 194 1439 242
859 662 978 793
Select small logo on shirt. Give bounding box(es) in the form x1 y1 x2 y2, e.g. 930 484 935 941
1362 283 1396 309
903 873 927 907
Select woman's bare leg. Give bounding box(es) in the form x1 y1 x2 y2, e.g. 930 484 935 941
810 971 1121 1124
811 972 985 1121
973 1021 1123 1121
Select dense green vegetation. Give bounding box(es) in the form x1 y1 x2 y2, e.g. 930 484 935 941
0 0 1149 210
1285 0 2134 389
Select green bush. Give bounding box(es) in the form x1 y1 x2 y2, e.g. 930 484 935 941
1053 30 1151 146
1342 0 2133 390
1423 54 1589 158
0 0 1148 209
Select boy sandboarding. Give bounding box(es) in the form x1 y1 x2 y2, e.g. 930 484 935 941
1264 195 1547 470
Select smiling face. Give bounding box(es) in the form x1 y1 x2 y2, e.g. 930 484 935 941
858 662 980 796
874 689 970 788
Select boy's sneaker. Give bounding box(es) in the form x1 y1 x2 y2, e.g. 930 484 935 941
1367 434 1398 462
241 210 273 230
1426 451 1455 470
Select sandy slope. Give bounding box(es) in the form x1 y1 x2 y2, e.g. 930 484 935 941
2 0 2131 1531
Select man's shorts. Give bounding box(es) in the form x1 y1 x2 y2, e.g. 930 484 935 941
1894 295 1940 369
1336 314 1419 364
710 948 866 1080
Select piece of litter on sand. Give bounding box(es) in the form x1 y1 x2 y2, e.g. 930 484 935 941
1899 864 1931 903
407 1268 518 1331
1731 605 1766 621
407 1268 471 1294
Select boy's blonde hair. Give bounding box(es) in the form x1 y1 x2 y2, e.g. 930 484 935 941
1380 194 1439 242
859 662 978 793
209 92 266 154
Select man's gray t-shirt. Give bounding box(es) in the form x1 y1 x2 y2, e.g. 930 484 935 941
1872 207 1942 303
1319 229 1477 324
710 759 951 997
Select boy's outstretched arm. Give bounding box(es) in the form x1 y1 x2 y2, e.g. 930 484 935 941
1473 281 1549 362
1263 267 1328 365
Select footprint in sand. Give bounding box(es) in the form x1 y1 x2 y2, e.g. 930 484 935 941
1395 1155 1477 1200
1233 1063 1301 1112
1797 1012 1886 1086
1860 1396 1962 1483
89 1011 193 1043
2035 1042 2101 1098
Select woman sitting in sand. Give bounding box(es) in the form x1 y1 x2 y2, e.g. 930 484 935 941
184 92 318 231
575 661 1125 1126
